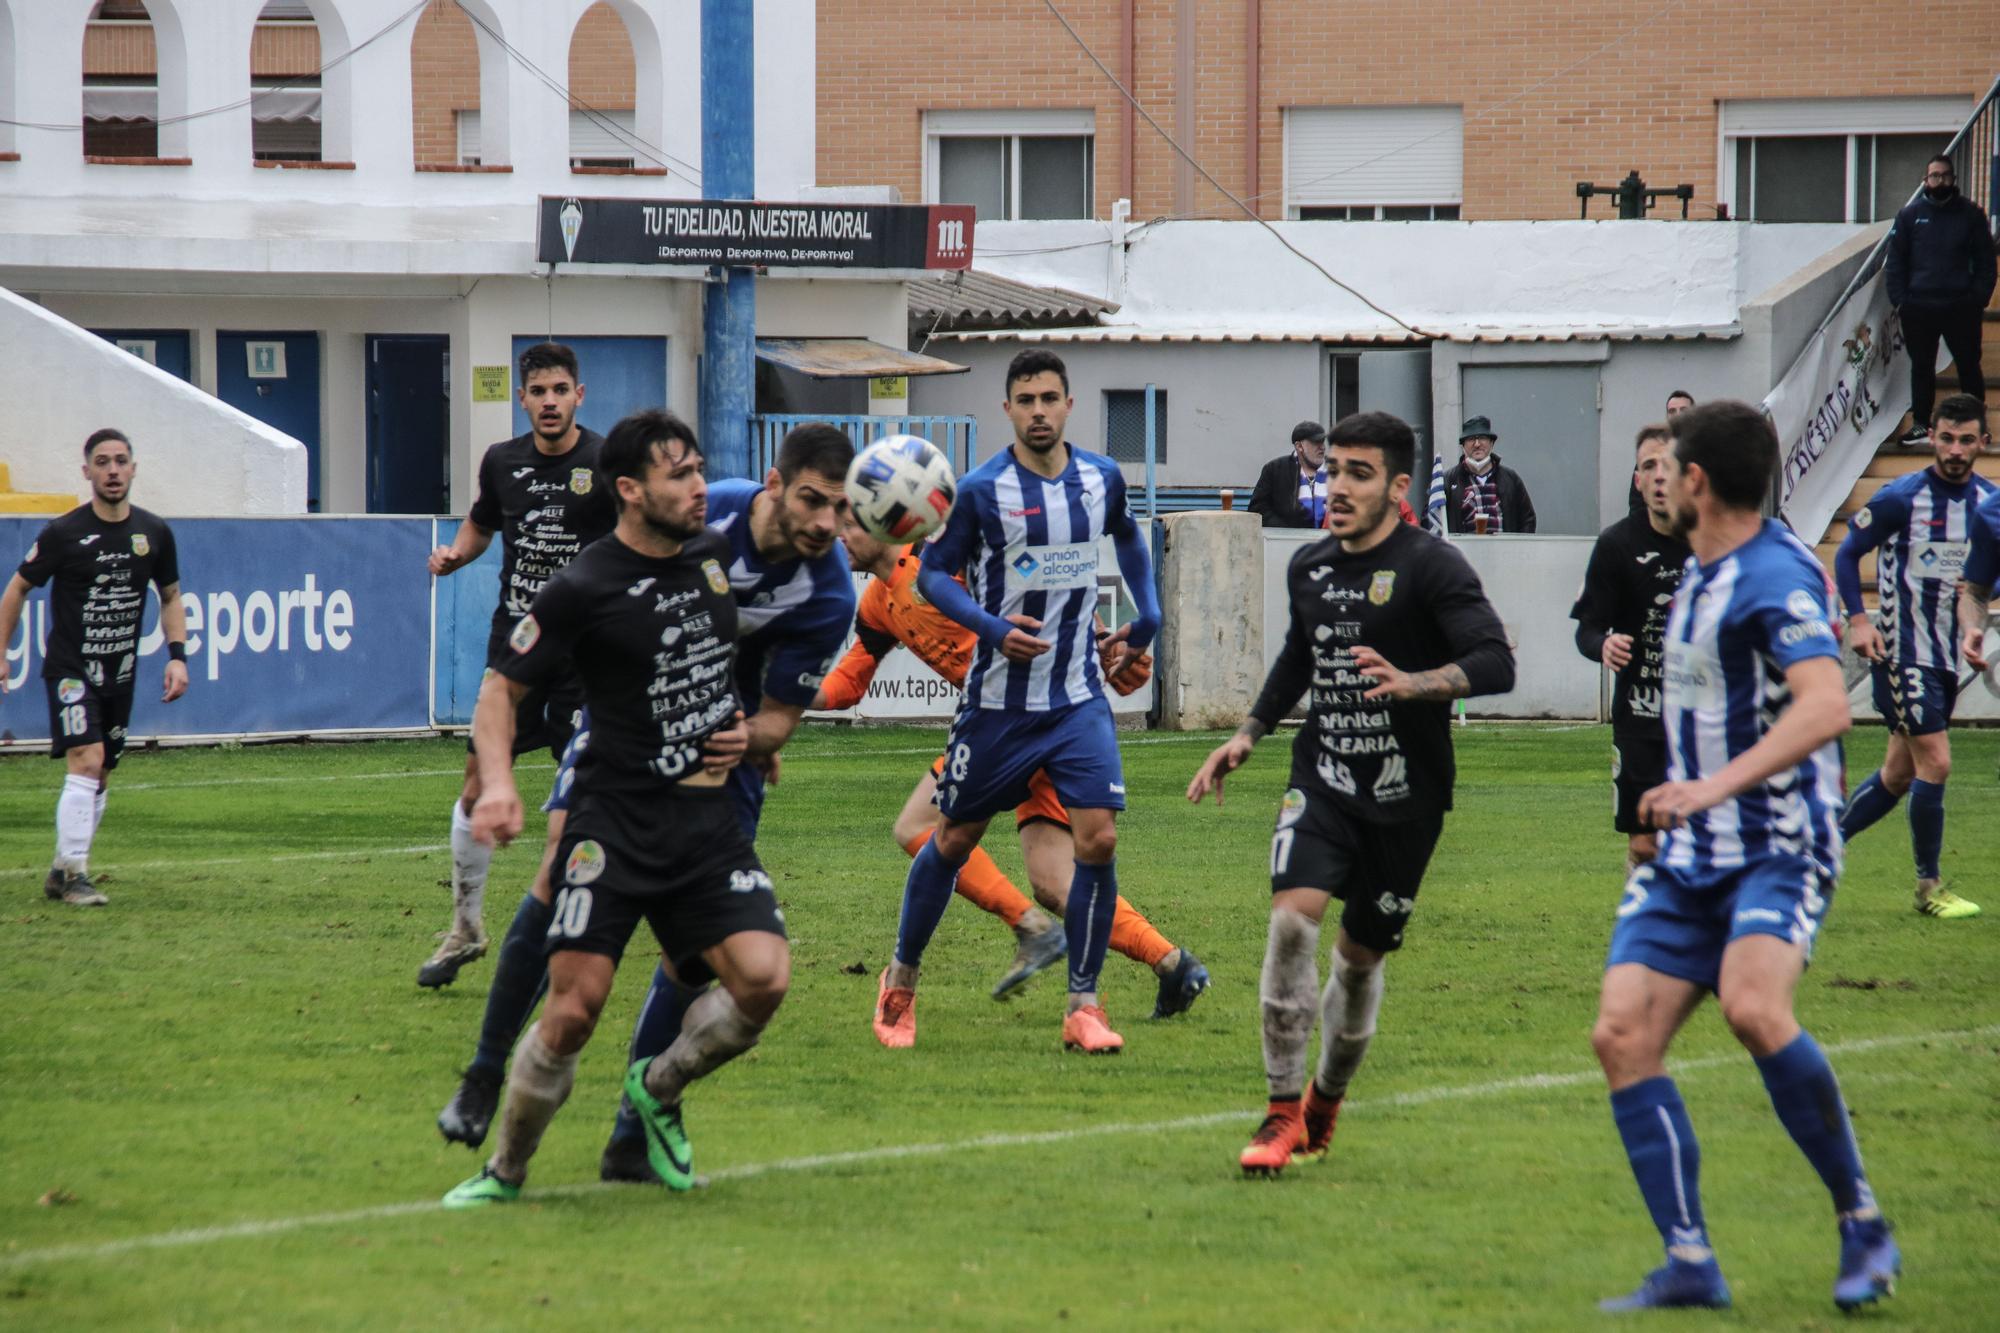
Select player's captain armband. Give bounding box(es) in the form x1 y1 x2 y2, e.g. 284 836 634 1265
1662 640 1726 712
1907 540 1970 582
1004 541 1099 592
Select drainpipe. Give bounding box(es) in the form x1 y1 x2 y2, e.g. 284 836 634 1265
1121 0 1135 207
701 0 756 478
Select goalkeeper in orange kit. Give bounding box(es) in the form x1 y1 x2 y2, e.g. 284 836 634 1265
818 513 1210 1017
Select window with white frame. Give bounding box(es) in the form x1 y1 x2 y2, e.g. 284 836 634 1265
925 110 1095 221
1284 106 1463 220
458 109 639 170
1720 97 1969 222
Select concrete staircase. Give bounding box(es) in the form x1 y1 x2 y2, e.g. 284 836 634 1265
1813 307 2000 607
0 463 75 514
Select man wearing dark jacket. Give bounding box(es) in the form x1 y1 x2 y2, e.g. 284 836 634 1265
1443 415 1536 534
1248 420 1332 528
1887 154 1997 447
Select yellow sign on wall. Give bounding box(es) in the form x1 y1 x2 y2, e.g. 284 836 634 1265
472 365 511 402
869 376 908 400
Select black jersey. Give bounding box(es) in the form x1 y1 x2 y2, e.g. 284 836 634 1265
1568 512 1689 736
498 529 739 796
467 429 615 628
1249 523 1514 823
15 504 179 690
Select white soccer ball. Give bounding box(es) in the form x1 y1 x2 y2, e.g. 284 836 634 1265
844 434 958 543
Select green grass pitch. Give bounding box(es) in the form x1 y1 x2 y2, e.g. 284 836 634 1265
1 723 1995 1329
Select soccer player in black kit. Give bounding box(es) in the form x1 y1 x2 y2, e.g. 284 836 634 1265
1186 411 1514 1177
0 429 189 905
442 409 782 1207
421 342 613 988
1571 423 1690 870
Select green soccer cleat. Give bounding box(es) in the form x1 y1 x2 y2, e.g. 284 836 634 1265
441 1164 520 1209
1916 886 1980 919
622 1059 694 1191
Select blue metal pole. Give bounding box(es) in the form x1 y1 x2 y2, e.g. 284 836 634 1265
701 0 755 479
1143 383 1158 521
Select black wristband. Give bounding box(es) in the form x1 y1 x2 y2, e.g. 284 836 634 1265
167 641 187 662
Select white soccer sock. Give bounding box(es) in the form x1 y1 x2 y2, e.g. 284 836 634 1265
488 1026 577 1185
642 986 765 1109
55 774 99 874
92 787 108 838
1259 909 1321 1099
1314 948 1384 1101
449 800 493 936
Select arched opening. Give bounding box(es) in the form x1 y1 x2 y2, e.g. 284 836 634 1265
81 0 163 159
249 2 322 164
410 0 509 169
566 2 655 174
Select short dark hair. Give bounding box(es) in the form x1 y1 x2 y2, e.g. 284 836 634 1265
1635 422 1671 452
1932 392 1987 431
1668 401 1774 511
775 421 856 484
1325 411 1415 481
518 341 579 385
600 409 698 509
1928 153 1955 171
1664 389 1695 407
83 427 131 460
1292 419 1327 445
1005 348 1069 396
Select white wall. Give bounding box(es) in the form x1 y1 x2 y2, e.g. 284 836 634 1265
0 287 305 514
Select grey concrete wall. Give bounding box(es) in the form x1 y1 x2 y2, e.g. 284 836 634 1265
1157 511 1266 730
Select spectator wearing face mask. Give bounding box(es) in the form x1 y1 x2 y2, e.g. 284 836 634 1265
1443 415 1536 534
1887 154 1996 448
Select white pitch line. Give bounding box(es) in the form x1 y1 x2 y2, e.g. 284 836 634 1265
0 843 448 881
3 1022 1988 1273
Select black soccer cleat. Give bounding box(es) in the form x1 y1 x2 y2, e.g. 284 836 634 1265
437 1066 502 1148
47 869 108 907
599 1131 665 1185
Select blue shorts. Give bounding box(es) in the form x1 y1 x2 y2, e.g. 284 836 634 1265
935 698 1125 824
1605 855 1831 991
1869 662 1956 736
543 710 760 841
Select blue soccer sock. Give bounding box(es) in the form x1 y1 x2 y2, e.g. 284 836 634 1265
1907 778 1945 881
1838 771 1900 842
1610 1076 1714 1263
607 963 705 1147
1756 1030 1873 1217
894 838 967 968
1064 859 1120 996
469 893 553 1080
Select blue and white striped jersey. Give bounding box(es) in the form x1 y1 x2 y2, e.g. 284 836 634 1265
1659 520 1845 883
705 478 855 710
1965 487 2000 592
921 443 1137 712
1842 467 1996 669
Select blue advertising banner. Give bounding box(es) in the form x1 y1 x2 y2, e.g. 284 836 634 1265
1 517 434 743
431 517 502 726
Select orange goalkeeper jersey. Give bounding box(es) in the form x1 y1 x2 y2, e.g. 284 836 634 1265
818 549 975 710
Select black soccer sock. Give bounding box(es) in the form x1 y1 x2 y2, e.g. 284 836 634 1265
469 893 553 1081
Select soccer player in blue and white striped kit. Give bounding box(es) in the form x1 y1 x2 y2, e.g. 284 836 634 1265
1591 402 1899 1314
873 349 1161 1053
1834 392 1993 919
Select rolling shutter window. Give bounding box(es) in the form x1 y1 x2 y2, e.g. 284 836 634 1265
1285 106 1463 214
457 109 639 166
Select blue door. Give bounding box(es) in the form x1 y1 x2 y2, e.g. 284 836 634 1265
509 335 666 442
218 331 322 511
91 329 192 382
366 335 450 514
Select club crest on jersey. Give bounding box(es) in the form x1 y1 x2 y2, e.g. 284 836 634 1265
1785 589 1820 620
1277 787 1308 828
564 839 606 886
131 534 150 556
509 615 541 654
1368 570 1396 605
1852 507 1872 529
702 558 729 596
57 677 85 704
570 467 593 495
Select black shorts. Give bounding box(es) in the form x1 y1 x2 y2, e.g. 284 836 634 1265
476 624 584 760
46 676 134 771
1268 784 1442 953
544 786 786 971
1612 732 1669 835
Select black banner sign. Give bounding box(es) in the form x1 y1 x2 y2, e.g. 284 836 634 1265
537 197 975 270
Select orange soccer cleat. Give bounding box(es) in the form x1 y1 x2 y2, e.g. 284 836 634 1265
1298 1084 1343 1160
1239 1100 1307 1177
1060 1004 1125 1054
873 969 916 1048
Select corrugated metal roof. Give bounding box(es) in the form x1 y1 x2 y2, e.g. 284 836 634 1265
754 338 969 379
932 323 1741 345
907 269 1118 332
